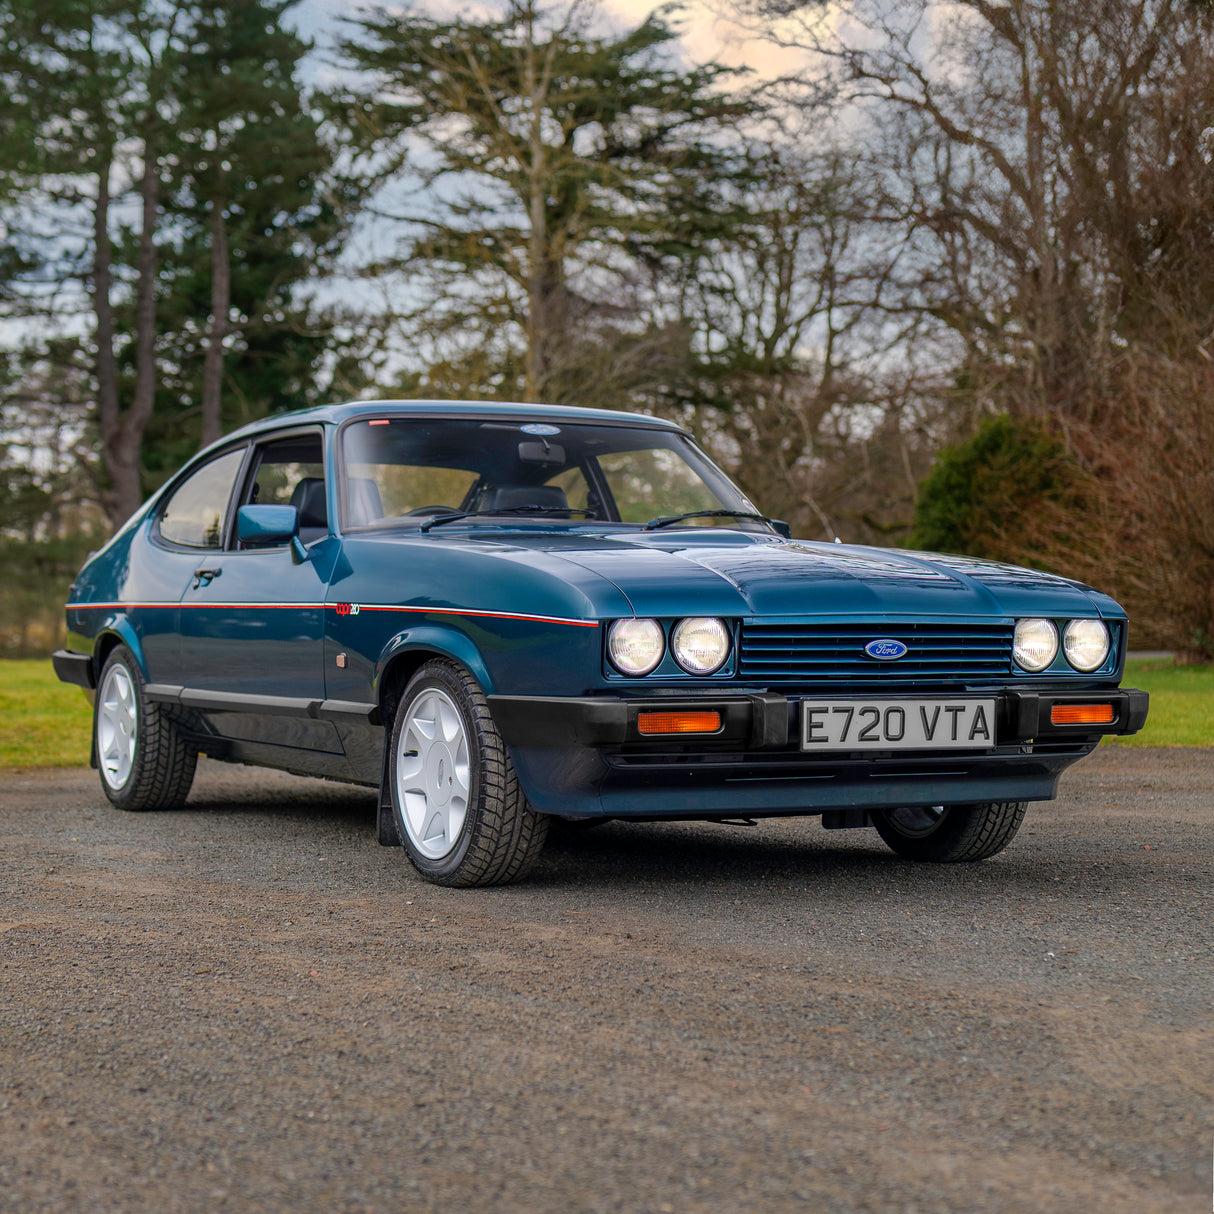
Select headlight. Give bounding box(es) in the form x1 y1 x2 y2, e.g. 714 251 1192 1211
1063 619 1110 672
1013 618 1058 672
671 617 731 675
607 618 665 675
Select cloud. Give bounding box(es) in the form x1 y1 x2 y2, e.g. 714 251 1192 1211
601 0 811 79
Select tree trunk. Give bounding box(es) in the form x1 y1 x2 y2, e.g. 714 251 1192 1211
90 148 133 529
110 138 162 524
200 198 230 449
523 31 547 403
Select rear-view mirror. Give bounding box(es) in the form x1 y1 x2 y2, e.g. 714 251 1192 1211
518 441 565 465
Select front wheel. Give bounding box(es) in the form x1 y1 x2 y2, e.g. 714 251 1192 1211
389 660 548 887
873 801 1026 862
95 645 198 811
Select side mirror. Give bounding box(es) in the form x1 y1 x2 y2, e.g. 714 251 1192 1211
771 519 792 539
238 503 300 545
238 505 308 562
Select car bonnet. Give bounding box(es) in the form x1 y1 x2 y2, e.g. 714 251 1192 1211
541 531 1119 620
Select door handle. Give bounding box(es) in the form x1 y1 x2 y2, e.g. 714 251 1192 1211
192 567 223 589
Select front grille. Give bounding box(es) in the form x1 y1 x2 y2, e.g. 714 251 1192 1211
738 621 1013 685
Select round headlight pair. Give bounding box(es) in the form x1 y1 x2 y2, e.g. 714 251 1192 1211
607 617 731 676
1013 618 1110 673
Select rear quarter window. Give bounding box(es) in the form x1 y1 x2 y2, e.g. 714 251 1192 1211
159 448 246 548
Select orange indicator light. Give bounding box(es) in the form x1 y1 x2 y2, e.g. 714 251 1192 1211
1051 703 1115 726
637 710 722 735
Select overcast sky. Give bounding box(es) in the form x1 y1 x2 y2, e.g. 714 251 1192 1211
286 0 808 82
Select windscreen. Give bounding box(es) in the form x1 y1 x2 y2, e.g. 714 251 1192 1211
340 417 763 530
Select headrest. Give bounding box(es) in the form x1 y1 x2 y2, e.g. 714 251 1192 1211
347 477 384 525
289 477 328 529
480 484 568 513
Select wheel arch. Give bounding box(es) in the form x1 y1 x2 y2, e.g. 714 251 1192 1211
92 622 147 685
374 625 495 736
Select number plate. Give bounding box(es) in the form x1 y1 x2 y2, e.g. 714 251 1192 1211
800 698 997 751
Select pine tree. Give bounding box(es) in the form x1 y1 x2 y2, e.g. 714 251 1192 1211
0 0 177 524
167 0 347 452
0 0 350 518
337 0 758 403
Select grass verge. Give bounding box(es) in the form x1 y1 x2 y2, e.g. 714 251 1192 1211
1109 658 1214 747
1 658 94 768
0 654 1210 769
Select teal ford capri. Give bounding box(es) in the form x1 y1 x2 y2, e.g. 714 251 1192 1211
53 400 1148 886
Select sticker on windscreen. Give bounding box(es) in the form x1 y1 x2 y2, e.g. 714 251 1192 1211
520 423 561 435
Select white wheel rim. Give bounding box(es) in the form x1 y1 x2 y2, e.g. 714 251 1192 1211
98 662 138 790
395 687 472 860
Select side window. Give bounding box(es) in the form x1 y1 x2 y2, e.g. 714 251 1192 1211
159 448 246 549
241 434 326 544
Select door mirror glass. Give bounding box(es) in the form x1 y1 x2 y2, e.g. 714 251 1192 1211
237 504 300 546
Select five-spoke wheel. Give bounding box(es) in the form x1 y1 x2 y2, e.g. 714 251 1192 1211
395 686 472 860
97 660 139 792
94 646 198 811
389 660 548 886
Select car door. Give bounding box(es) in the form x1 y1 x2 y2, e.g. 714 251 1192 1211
177 427 343 755
148 443 250 682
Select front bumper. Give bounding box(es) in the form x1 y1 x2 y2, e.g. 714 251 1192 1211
487 688 1149 819
489 688 1149 749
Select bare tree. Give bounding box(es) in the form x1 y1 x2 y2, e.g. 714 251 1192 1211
756 0 1214 419
671 147 938 541
750 0 1214 648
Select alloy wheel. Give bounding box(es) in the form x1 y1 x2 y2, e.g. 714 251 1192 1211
395 687 472 859
98 661 138 790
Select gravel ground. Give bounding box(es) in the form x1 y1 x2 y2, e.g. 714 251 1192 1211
1 746 1211 1214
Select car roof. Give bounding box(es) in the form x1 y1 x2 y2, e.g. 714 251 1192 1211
220 399 686 446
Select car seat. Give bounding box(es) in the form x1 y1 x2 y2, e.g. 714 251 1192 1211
289 477 329 543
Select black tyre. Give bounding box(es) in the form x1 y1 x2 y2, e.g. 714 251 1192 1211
95 645 198 811
388 660 549 887
873 801 1027 862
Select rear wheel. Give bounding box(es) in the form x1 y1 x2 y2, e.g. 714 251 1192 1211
96 645 197 811
873 801 1026 862
389 660 548 887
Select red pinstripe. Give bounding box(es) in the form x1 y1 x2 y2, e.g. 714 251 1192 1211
66 602 601 628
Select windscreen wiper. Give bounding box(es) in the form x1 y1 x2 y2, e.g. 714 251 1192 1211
504 505 598 518
419 506 597 533
642 509 777 531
